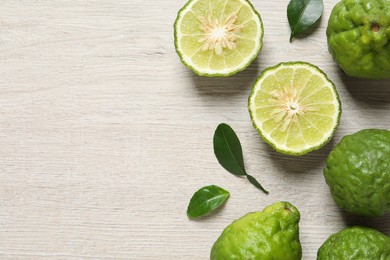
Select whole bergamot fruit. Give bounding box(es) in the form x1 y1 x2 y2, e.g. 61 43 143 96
210 202 302 260
326 0 390 79
324 129 390 217
317 226 390 259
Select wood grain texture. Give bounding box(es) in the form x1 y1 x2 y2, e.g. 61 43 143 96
0 0 389 259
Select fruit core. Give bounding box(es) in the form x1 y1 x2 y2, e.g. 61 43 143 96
289 104 298 110
269 86 315 132
199 12 244 55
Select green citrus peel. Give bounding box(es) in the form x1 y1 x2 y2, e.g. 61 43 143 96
327 0 390 79
211 202 302 259
318 226 390 259
324 129 390 217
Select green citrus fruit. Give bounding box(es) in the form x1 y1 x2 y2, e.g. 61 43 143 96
174 0 263 76
210 202 302 259
326 0 390 79
317 226 390 259
248 62 341 156
324 129 390 217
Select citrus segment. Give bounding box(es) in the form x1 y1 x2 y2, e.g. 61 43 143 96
209 52 226 70
174 0 263 76
248 62 341 155
180 12 204 34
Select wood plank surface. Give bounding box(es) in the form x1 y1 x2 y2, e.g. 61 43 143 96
0 0 389 259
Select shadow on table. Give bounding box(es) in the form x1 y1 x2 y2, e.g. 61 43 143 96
339 209 390 236
261 136 335 175
338 69 390 108
190 58 261 97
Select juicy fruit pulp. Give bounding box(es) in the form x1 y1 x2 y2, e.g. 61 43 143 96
210 202 302 259
317 226 390 259
248 62 341 156
174 0 263 76
324 129 390 217
326 0 390 79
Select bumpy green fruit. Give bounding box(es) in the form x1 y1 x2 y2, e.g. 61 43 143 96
324 129 390 217
317 226 390 259
326 0 390 79
210 202 301 260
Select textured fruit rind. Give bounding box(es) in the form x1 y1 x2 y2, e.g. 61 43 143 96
324 129 390 217
210 202 302 260
326 0 390 79
317 226 390 259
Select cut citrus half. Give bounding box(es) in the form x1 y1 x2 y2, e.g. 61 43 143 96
248 62 341 155
174 0 263 76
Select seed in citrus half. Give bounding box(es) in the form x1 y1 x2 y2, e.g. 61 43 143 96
174 0 263 76
248 62 341 156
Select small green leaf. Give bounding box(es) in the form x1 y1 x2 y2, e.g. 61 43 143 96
247 174 269 194
287 0 323 42
187 185 230 219
213 123 247 176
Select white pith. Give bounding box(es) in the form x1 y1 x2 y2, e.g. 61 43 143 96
249 64 340 153
268 85 319 133
176 0 263 75
198 12 243 55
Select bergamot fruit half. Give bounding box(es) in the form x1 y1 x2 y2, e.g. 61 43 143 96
248 62 341 156
174 0 263 76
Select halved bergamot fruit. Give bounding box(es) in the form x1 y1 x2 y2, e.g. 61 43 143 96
248 62 341 155
174 0 263 76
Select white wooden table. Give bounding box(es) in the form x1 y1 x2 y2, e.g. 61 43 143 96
0 0 389 259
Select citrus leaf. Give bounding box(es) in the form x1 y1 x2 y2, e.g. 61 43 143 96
287 0 323 42
213 123 269 194
213 123 247 176
247 174 269 194
187 185 230 219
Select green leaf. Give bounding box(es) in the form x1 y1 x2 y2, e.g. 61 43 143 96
187 185 230 219
247 174 269 194
213 123 247 176
287 0 323 42
213 123 269 194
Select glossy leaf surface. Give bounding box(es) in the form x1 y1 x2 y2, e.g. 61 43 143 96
287 0 323 42
187 185 230 219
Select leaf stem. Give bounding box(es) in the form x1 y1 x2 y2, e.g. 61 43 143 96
247 174 269 194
